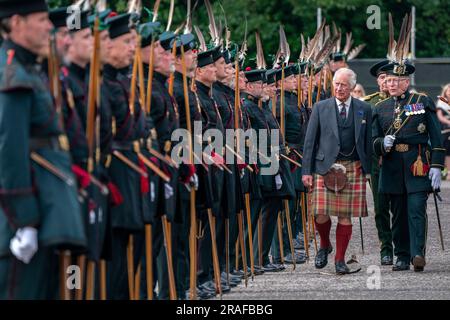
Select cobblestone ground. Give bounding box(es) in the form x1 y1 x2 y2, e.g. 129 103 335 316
220 180 450 300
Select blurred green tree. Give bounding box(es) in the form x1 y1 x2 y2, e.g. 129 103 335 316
46 0 450 59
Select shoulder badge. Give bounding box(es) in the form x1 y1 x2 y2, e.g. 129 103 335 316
417 123 426 133
374 96 390 107
361 92 379 102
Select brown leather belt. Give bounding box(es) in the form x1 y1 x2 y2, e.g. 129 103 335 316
29 136 68 152
394 144 409 152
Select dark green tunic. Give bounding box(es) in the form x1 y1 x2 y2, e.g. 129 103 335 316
0 40 86 298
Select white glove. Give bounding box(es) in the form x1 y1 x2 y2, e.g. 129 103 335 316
191 173 199 190
429 168 442 191
185 173 199 192
150 181 156 202
164 183 174 199
383 135 396 150
10 227 38 264
240 168 245 179
275 174 283 190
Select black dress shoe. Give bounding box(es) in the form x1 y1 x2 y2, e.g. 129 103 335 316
284 252 307 264
229 274 242 283
196 284 216 297
392 259 410 271
412 255 426 272
335 260 351 275
275 263 286 271
254 265 265 275
315 246 333 269
220 283 231 294
263 263 281 272
200 281 217 294
220 272 240 287
230 269 244 278
195 288 215 300
381 256 393 266
247 266 264 276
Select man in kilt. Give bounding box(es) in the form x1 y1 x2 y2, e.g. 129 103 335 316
302 68 372 275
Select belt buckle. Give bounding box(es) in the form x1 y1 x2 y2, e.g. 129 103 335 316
395 144 409 152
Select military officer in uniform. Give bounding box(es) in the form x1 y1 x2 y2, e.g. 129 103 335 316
212 46 246 282
146 27 184 299
195 47 230 295
362 59 393 265
171 33 218 300
102 13 148 299
373 60 444 272
273 64 307 265
0 0 86 299
242 68 296 272
48 6 71 65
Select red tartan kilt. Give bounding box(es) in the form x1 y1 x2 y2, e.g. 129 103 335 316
309 161 368 218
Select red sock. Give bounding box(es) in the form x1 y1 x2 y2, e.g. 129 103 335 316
315 218 332 249
335 224 352 262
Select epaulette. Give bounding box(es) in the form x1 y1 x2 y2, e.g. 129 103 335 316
0 58 34 92
361 92 379 102
374 95 390 106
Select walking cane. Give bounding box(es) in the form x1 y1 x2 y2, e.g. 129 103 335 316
258 212 263 268
237 211 248 287
59 250 71 300
134 263 141 300
75 254 86 300
85 261 95 300
301 193 310 259
277 212 285 264
245 194 255 279
208 209 222 297
359 216 365 255
100 259 107 300
284 200 296 270
162 216 177 300
433 191 445 251
225 218 230 286
235 240 240 271
145 225 154 300
127 235 135 300
180 44 198 300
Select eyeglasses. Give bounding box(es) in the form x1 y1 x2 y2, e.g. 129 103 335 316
386 78 407 84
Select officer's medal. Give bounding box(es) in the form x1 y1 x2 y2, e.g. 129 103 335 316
393 106 402 130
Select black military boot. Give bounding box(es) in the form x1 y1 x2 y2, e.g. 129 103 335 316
315 246 333 269
284 252 307 264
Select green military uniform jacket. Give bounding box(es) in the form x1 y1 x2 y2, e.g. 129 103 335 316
373 90 445 194
242 93 295 200
363 91 389 174
0 40 86 257
276 90 308 192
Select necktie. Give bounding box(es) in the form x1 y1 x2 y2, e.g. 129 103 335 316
339 103 347 121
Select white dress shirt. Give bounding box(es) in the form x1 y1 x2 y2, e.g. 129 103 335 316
336 96 352 119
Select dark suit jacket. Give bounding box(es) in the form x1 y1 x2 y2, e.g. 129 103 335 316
302 97 372 176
